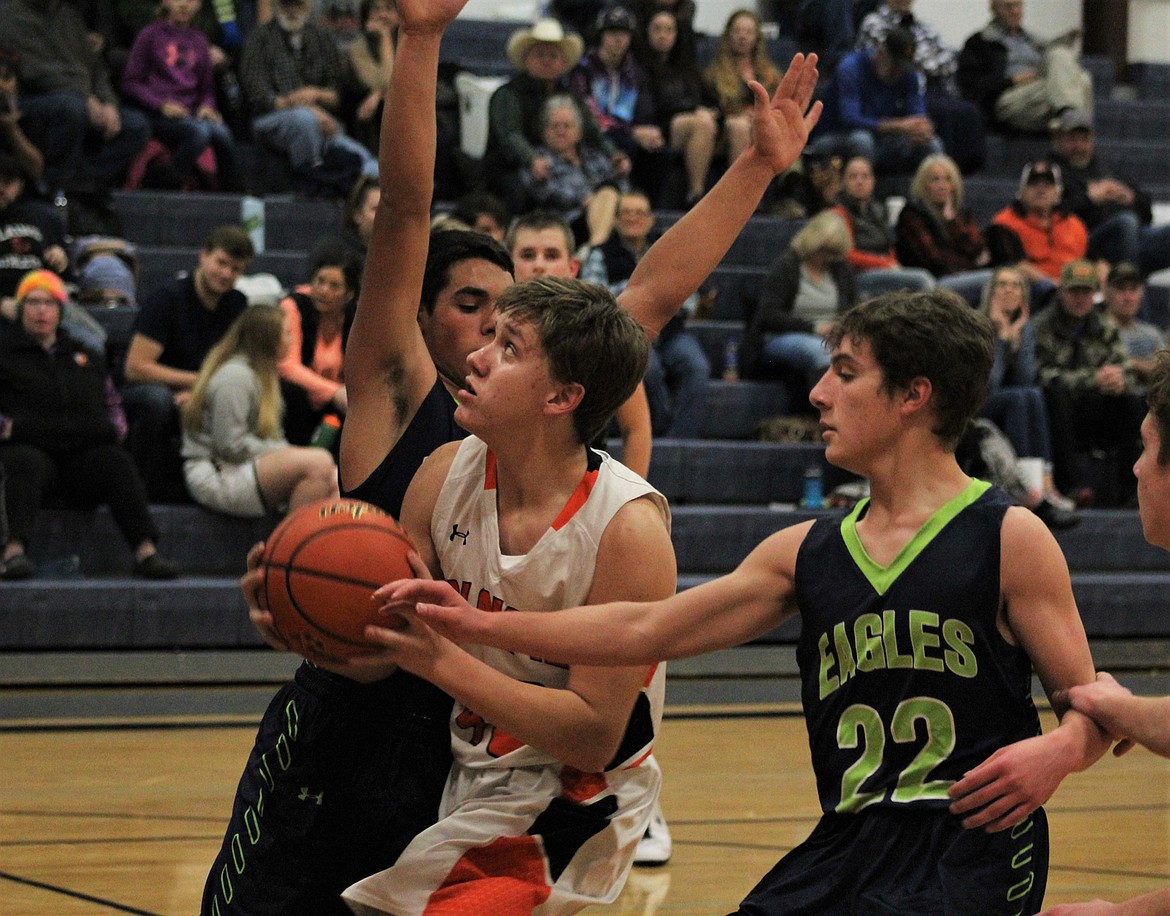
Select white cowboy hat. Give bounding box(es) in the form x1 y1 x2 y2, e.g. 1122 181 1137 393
506 18 585 71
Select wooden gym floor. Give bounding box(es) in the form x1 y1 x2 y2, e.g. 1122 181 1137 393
2 707 1168 914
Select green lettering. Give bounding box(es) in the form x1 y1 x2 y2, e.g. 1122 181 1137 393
910 610 944 672
818 631 839 700
256 785 265 818
218 863 233 904
833 622 857 687
276 733 292 770
853 613 885 672
258 752 275 791
285 699 299 741
1011 844 1034 869
231 833 245 873
882 610 912 668
245 805 261 845
1006 872 1034 902
942 618 978 677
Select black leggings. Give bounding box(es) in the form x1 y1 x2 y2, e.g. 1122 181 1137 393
0 441 158 550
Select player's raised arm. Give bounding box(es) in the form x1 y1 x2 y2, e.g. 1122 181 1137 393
948 508 1111 832
340 0 470 489
377 521 813 664
618 55 822 338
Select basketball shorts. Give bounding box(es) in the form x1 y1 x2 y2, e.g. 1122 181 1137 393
201 662 453 916
734 806 1049 916
342 755 662 915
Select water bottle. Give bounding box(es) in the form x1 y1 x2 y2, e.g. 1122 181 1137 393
241 195 265 254
53 189 71 242
722 336 739 382
309 414 341 450
801 466 823 509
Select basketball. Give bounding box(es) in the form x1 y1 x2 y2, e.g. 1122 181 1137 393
258 498 416 664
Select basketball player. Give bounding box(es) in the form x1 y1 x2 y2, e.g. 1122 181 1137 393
376 289 1114 914
1038 348 1170 916
337 275 673 912
202 0 823 908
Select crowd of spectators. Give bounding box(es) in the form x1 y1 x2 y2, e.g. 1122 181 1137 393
0 0 1166 577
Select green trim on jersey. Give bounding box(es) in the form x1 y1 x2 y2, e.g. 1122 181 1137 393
841 479 992 596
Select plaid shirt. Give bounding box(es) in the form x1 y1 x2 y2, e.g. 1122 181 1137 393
856 6 958 94
238 20 345 116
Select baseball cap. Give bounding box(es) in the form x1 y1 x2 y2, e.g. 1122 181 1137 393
1060 259 1098 290
1107 261 1143 287
596 6 636 33
1054 108 1093 133
1020 159 1062 189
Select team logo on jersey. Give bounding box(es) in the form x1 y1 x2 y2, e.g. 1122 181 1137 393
450 524 470 545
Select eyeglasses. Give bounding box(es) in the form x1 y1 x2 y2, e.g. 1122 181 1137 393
22 295 60 309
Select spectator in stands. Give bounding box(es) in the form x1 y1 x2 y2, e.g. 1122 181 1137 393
120 0 244 192
854 0 984 173
633 0 698 68
810 27 941 176
505 209 652 476
122 225 254 501
990 158 1088 287
636 8 719 208
0 270 179 581
181 304 340 518
448 191 510 243
703 9 782 165
957 0 1091 135
310 173 379 276
896 152 992 303
977 264 1077 526
832 154 934 292
769 0 855 73
1103 261 1165 393
519 94 626 250
1049 109 1170 277
0 46 45 184
7 0 150 208
571 6 668 205
0 155 69 305
1034 259 1145 507
484 17 626 216
278 244 359 446
344 0 397 155
583 188 710 438
239 0 377 192
742 209 857 390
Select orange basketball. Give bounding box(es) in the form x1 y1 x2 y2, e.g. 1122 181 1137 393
258 498 415 664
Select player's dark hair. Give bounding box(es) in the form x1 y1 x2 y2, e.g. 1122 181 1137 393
496 276 648 445
825 289 994 450
1147 348 1170 465
421 229 513 314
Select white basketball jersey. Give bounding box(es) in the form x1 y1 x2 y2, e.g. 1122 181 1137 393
432 436 670 772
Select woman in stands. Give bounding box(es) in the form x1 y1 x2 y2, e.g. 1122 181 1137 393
181 304 339 519
277 244 360 447
740 209 857 393
637 8 719 207
703 9 780 165
0 270 178 580
896 152 993 303
832 154 934 294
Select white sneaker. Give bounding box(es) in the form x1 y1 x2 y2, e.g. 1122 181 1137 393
634 802 672 866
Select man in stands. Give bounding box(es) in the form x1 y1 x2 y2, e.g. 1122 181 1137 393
121 225 254 502
958 0 1092 135
990 159 1087 288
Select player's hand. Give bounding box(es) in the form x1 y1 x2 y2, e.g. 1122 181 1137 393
241 541 290 651
947 733 1068 832
395 0 470 35
1064 672 1138 756
373 577 491 644
744 53 822 176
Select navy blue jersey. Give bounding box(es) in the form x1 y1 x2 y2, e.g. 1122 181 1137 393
795 480 1041 817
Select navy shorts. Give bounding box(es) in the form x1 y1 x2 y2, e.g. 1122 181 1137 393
202 663 453 916
734 806 1049 916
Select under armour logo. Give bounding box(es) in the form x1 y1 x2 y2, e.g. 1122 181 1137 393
450 524 469 545
298 787 324 805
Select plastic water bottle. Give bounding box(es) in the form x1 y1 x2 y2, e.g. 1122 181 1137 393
801 466 823 509
722 336 739 382
309 414 341 450
241 195 265 254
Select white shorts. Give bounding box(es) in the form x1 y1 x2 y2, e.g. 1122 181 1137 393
342 758 660 915
184 458 269 518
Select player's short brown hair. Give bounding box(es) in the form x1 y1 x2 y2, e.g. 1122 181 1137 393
1147 348 1170 465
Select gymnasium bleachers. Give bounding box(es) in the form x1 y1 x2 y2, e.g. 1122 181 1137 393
5 35 1170 718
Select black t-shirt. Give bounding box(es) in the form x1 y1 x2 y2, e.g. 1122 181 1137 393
130 272 247 372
